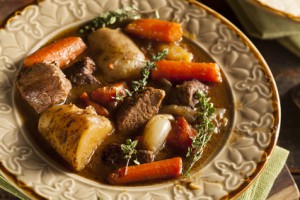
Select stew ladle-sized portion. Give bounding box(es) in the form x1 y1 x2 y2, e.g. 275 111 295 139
16 14 228 185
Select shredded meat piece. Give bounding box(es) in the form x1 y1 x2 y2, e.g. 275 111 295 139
169 79 208 107
64 57 100 85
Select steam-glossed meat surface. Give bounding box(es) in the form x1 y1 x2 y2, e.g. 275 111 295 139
117 87 165 133
64 57 100 85
88 28 145 80
169 79 208 107
16 62 72 113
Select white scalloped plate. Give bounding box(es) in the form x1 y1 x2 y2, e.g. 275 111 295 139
251 0 300 22
0 0 280 199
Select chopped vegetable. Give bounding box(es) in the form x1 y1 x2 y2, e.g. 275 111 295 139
24 37 87 68
152 60 222 83
107 157 182 185
167 117 197 154
185 91 216 175
125 19 183 43
88 28 146 80
90 82 127 105
80 92 110 117
38 104 113 171
142 115 172 154
160 105 196 123
156 43 193 62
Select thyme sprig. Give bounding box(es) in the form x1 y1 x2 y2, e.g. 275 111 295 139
121 139 140 174
116 49 168 100
78 7 141 34
131 49 168 95
184 91 216 176
78 7 160 35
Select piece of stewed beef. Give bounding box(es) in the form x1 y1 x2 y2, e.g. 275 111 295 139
16 62 72 113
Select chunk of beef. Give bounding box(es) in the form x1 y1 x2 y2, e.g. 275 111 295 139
102 143 125 167
170 79 208 107
64 57 99 85
102 143 154 168
117 87 165 133
16 62 72 113
136 150 154 163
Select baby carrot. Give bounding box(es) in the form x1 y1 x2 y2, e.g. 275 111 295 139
80 92 110 117
24 37 87 68
107 157 182 185
125 19 183 43
90 82 127 105
152 60 222 83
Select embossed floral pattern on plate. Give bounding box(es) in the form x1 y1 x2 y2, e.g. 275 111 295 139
0 0 280 199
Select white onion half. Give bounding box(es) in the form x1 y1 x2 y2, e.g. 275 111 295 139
142 114 173 154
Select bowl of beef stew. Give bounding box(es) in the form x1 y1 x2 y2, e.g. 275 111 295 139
0 0 280 199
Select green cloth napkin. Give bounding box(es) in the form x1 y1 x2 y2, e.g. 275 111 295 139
0 146 289 200
237 146 289 200
0 174 30 200
226 0 300 57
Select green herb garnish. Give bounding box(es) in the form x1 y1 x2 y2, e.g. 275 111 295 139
78 7 141 34
131 49 168 95
184 91 216 176
114 49 168 100
121 139 140 174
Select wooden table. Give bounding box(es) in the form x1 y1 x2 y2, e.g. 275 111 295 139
0 0 299 199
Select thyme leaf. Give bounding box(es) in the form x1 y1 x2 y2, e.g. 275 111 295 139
121 139 140 175
184 91 216 176
115 49 168 99
78 7 141 35
130 49 168 96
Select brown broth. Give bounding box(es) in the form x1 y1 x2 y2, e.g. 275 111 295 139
15 27 233 185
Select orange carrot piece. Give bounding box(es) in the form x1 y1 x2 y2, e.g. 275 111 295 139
24 37 87 68
108 157 182 185
152 60 222 83
125 19 183 43
80 92 110 117
90 82 127 105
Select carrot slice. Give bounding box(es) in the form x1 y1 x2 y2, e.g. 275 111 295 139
80 92 110 117
90 82 127 105
107 157 182 185
125 19 183 43
152 60 222 83
24 37 87 68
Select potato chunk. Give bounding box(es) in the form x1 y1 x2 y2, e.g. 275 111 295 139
38 104 113 171
88 28 145 80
